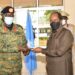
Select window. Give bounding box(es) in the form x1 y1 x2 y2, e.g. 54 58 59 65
0 0 63 47
27 6 64 47
0 0 63 8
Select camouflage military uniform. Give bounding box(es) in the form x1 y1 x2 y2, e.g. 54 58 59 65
0 23 27 75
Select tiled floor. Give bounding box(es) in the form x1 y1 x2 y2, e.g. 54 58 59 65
22 54 46 75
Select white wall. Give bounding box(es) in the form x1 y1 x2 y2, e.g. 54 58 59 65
64 0 75 24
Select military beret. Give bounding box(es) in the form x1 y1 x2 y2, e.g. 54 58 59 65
61 16 68 20
1 6 14 14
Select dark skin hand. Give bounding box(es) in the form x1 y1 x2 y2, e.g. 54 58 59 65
32 47 42 53
18 45 30 56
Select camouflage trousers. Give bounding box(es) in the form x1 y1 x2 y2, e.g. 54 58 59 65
0 71 21 75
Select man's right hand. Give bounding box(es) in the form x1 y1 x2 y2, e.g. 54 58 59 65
32 47 42 53
18 45 30 56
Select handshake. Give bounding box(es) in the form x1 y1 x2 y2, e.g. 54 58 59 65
18 45 43 55
31 47 42 53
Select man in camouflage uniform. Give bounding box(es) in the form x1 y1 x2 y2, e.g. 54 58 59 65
0 6 30 75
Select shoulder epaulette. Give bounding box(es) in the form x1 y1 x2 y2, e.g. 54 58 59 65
16 24 23 29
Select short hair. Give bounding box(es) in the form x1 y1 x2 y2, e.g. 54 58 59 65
50 11 62 20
